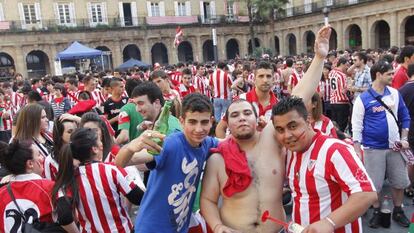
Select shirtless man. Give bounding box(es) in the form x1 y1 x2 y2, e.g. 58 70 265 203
200 25 332 233
280 58 294 97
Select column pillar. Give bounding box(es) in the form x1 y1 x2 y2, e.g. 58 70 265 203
336 20 344 51
195 36 202 63
295 28 302 55
15 46 27 78
280 31 286 56
389 11 398 47
361 17 369 49
218 34 226 60
168 39 178 64
112 40 123 68
239 34 248 58
143 38 151 65
49 45 57 75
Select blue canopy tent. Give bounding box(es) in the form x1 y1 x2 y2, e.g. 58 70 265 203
117 58 150 70
56 41 106 74
57 41 102 60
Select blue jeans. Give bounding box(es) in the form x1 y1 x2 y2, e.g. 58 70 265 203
213 98 231 122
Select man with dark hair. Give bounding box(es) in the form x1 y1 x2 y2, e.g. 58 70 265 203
149 70 181 117
116 79 143 144
288 59 304 94
215 60 277 138
328 57 350 132
202 26 338 233
272 96 376 233
103 78 128 136
392 45 414 89
281 57 294 97
349 52 371 102
116 93 217 233
178 68 197 98
352 60 411 228
210 61 234 121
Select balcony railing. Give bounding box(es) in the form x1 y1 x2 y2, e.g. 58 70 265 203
279 0 376 19
0 0 378 33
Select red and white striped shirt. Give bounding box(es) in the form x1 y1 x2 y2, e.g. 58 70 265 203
286 132 375 232
178 84 196 98
75 162 136 233
6 92 24 114
170 71 182 87
67 90 79 104
312 115 337 138
329 69 349 104
0 103 12 131
77 90 106 107
163 89 181 102
43 155 58 181
209 69 233 100
194 75 209 97
288 70 304 90
323 78 331 102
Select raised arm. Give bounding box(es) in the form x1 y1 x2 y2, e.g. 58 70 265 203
292 26 331 104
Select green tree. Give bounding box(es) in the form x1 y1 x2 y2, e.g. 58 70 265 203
242 0 288 55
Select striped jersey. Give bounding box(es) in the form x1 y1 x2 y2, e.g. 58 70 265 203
74 162 136 233
193 75 210 97
322 78 331 102
44 155 58 181
286 132 375 232
329 69 349 104
288 70 304 90
209 69 233 100
312 115 337 138
0 103 13 131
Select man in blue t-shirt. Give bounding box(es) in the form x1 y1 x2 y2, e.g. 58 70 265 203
117 93 218 233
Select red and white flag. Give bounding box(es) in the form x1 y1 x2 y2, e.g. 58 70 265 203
174 26 183 48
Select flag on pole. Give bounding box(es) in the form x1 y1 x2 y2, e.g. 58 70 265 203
174 26 183 48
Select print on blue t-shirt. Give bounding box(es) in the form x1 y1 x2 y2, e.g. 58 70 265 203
135 132 218 233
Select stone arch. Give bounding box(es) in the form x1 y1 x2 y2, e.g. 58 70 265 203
123 44 141 62
345 24 362 50
303 30 315 54
274 36 280 56
286 33 297 55
226 38 240 60
26 50 50 78
371 20 390 49
0 52 15 77
248 38 260 54
177 41 194 63
96 46 113 71
401 15 414 45
330 28 338 51
202 40 214 62
151 42 168 65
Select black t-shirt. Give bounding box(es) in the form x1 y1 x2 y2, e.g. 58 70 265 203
103 96 128 136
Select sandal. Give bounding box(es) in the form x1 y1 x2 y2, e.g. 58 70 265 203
404 188 414 198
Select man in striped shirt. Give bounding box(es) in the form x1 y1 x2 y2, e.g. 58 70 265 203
272 97 377 233
288 59 305 94
329 57 350 132
210 61 234 121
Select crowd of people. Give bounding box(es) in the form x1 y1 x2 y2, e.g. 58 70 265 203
0 25 413 233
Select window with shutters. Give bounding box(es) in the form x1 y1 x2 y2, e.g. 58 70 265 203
91 3 103 23
177 2 186 16
58 4 71 24
23 4 37 24
151 3 160 16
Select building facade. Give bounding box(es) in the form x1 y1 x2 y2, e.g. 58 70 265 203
0 0 412 78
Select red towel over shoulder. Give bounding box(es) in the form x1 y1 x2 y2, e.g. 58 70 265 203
210 137 252 197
